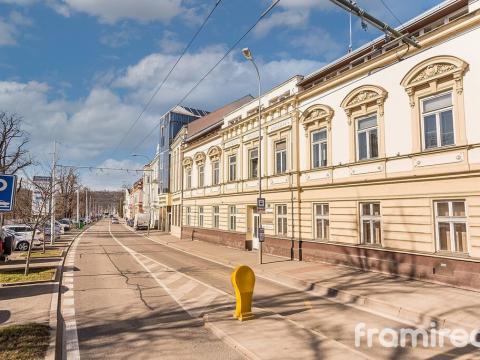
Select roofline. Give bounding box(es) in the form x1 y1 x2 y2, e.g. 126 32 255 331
223 75 304 119
299 0 467 87
185 121 223 143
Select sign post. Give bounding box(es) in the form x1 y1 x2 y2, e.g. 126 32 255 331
0 175 17 213
257 197 265 214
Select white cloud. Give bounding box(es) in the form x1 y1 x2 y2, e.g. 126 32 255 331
56 0 185 24
0 11 32 46
158 31 185 54
290 28 343 58
80 158 145 190
100 27 139 48
253 9 310 38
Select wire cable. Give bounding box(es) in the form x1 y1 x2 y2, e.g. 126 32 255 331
113 0 225 153
378 0 402 26
129 0 281 153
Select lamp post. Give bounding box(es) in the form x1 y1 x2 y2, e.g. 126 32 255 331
242 47 263 265
132 154 152 235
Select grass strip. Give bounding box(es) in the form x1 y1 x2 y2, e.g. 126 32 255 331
20 249 62 258
0 323 50 360
0 268 55 284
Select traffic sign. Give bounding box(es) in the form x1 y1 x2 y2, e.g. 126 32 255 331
0 174 16 212
257 197 266 213
258 227 265 242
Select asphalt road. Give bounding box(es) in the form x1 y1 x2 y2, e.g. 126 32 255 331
63 220 468 359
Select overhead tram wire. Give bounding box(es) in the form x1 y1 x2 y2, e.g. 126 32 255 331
56 164 153 173
129 0 281 153
378 0 402 26
112 0 225 153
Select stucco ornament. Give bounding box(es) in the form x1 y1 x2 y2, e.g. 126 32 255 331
182 157 193 169
341 85 388 125
207 146 222 161
300 104 334 135
194 152 206 165
410 63 457 84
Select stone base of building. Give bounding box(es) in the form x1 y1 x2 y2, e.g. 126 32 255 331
181 226 480 290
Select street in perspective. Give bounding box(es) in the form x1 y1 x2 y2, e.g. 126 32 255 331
1 0 480 359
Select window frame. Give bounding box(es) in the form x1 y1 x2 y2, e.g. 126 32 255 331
275 140 287 174
356 114 379 161
314 203 329 240
212 161 220 185
185 206 191 226
198 165 205 188
359 202 382 246
311 129 328 169
198 206 204 227
212 205 220 229
276 204 288 236
185 168 192 190
229 205 237 231
248 147 259 179
228 154 237 182
434 200 468 254
420 91 455 150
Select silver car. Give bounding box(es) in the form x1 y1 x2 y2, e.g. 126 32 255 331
2 225 42 251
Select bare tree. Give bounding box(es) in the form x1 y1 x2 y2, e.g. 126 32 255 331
56 167 80 219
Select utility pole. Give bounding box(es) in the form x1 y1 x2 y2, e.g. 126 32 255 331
85 189 88 221
50 140 56 245
76 189 79 225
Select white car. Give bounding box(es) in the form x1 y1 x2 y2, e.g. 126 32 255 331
55 220 67 234
2 225 42 251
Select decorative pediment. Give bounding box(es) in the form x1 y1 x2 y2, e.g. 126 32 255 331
182 157 193 169
401 56 468 89
401 56 469 107
207 145 222 161
341 85 388 122
300 104 334 135
194 152 206 165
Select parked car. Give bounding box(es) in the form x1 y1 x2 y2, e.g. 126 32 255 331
0 229 14 258
111 217 119 224
43 223 62 236
134 214 149 230
58 219 70 231
127 219 134 227
2 225 42 251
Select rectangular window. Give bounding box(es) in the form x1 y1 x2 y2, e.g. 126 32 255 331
212 161 220 185
198 165 204 188
276 204 288 236
160 126 165 147
357 115 378 161
312 129 327 168
249 148 259 179
422 92 454 149
275 140 287 174
198 206 204 227
314 204 329 240
213 205 220 229
360 203 381 245
229 155 237 181
229 205 237 231
435 200 467 253
186 169 192 190
186 206 191 226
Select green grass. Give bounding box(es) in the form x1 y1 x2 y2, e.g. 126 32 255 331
0 323 50 360
0 268 55 284
20 249 63 258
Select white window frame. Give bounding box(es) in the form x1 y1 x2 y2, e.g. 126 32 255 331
434 200 468 253
314 203 329 240
248 148 259 179
360 202 382 245
275 140 287 174
185 169 192 190
228 155 237 182
311 129 327 169
276 204 288 236
185 206 191 226
212 205 220 229
356 115 378 161
421 91 455 150
198 206 204 227
229 205 237 231
212 161 220 185
198 165 204 188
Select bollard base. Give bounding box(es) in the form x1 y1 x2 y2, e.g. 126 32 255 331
237 312 254 322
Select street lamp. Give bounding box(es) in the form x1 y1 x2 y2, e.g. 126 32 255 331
132 153 153 236
242 47 263 265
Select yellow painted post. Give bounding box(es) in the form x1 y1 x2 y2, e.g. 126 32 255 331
231 265 255 321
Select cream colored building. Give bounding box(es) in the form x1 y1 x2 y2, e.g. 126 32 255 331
177 0 480 289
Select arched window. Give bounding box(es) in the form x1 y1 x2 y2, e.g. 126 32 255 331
300 104 334 169
401 55 468 153
341 85 388 162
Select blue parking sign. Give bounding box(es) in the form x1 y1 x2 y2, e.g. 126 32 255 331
0 175 17 212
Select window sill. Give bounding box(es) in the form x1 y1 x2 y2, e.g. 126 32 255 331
434 250 470 259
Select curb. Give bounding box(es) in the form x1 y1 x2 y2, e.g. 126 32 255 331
45 226 89 360
203 314 259 360
141 233 478 334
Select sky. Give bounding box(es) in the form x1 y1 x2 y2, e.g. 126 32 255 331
0 0 445 189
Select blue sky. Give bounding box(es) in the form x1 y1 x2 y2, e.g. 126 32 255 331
0 0 444 189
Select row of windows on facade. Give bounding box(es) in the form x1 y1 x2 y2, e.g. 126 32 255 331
185 90 455 189
183 199 468 254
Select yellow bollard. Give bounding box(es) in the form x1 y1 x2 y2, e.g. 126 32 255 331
231 265 255 321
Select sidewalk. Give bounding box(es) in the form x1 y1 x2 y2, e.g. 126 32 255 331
145 231 480 334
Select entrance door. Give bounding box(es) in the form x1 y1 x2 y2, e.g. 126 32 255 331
252 213 260 250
